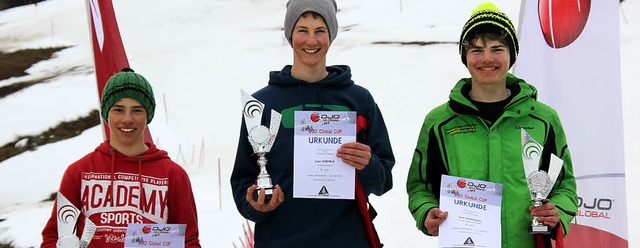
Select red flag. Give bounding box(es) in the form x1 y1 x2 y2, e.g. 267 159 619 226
87 0 152 142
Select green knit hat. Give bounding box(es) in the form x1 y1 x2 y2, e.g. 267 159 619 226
100 68 156 124
459 2 519 68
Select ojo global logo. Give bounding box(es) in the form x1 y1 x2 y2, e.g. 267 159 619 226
538 0 591 48
456 178 489 191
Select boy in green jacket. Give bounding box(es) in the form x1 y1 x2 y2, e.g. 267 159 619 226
406 2 577 248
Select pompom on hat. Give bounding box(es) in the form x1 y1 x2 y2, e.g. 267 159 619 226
459 2 519 68
100 68 156 124
284 0 338 46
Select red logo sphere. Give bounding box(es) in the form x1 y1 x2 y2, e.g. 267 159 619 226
142 225 152 234
310 112 320 122
456 179 467 188
538 0 591 48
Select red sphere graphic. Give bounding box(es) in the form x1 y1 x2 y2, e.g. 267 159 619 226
142 225 152 234
538 0 591 48
456 179 466 188
310 112 320 122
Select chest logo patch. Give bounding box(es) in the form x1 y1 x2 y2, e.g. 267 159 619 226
446 125 476 135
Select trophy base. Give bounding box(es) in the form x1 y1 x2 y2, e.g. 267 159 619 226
529 225 551 234
253 186 275 202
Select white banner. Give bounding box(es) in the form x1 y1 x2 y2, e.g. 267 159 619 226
514 0 628 246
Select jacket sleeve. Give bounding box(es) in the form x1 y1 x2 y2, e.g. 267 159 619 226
547 117 578 237
41 200 60 247
230 117 272 223
41 162 83 248
168 168 201 248
406 116 443 236
356 99 395 196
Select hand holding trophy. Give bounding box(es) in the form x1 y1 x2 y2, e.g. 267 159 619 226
241 90 282 201
521 129 564 235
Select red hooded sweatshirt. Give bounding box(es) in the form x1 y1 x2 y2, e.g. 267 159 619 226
41 140 200 247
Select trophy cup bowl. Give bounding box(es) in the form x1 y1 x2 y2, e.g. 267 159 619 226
57 235 80 248
249 125 276 201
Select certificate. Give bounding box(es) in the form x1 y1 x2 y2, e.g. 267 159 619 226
438 175 503 248
124 224 186 248
293 111 356 199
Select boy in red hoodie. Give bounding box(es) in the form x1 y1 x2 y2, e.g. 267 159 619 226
41 68 200 247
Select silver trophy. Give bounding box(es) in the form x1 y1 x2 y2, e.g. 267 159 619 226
521 129 564 234
241 89 282 201
56 192 96 248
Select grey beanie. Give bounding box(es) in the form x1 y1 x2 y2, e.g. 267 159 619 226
284 0 338 46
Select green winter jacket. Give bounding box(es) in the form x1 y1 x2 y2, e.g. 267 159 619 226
407 74 577 248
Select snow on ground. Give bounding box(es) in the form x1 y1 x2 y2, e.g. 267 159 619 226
0 0 638 247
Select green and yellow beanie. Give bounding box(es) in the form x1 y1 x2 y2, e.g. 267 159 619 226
100 68 156 124
459 2 519 68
